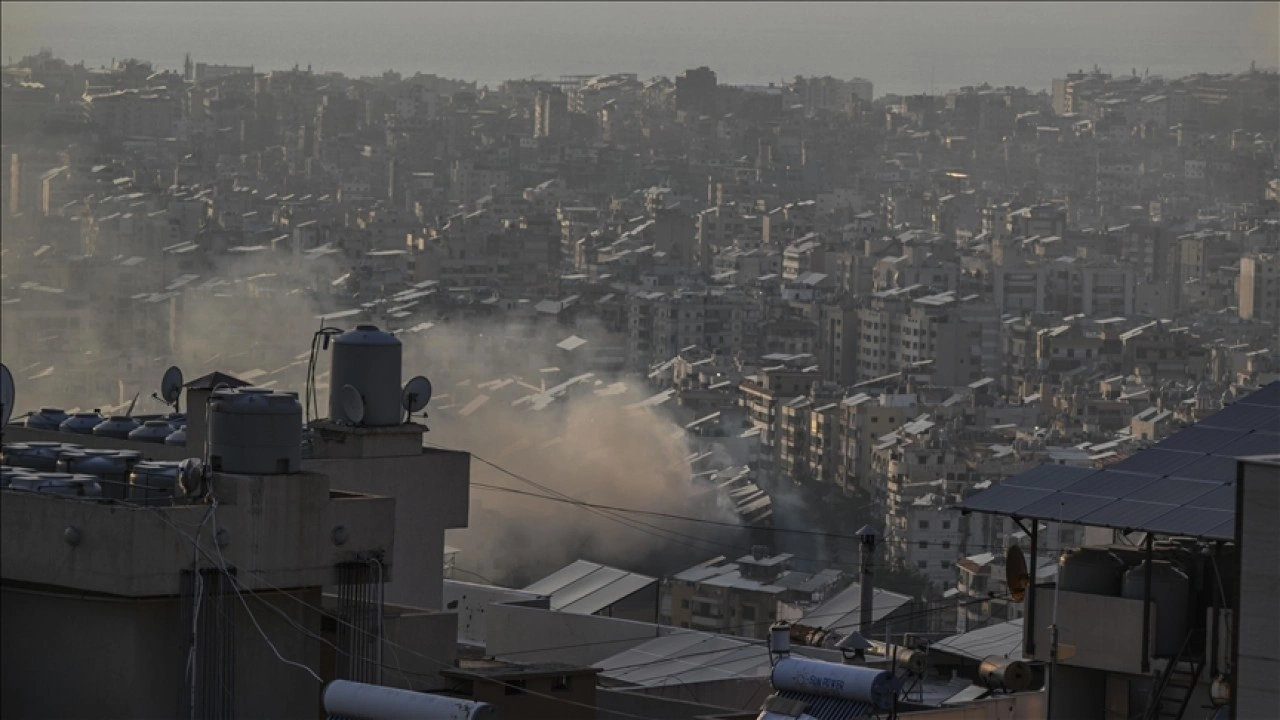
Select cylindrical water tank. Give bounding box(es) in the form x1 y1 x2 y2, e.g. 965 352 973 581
979 656 1033 692
323 680 497 720
26 407 68 431
165 425 188 446
771 657 899 710
93 416 140 440
163 412 187 430
892 647 927 676
329 325 402 426
129 420 175 444
59 412 104 434
209 388 302 475
1 442 82 471
2 466 39 489
56 449 138 500
1122 560 1190 657
1059 547 1126 596
130 461 181 503
32 472 102 497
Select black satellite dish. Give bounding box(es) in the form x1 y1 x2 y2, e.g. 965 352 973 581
0 363 14 428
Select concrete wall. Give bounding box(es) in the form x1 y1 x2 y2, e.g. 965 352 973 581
443 579 549 647
0 472 395 596
1030 589 1154 675
307 446 470 612
1236 457 1280 720
1 585 324 720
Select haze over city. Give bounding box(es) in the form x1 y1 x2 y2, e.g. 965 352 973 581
1 2 1277 720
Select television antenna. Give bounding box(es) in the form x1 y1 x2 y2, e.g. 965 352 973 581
401 376 432 426
0 363 15 429
155 365 184 413
340 384 365 425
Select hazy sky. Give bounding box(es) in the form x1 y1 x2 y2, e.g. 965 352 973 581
3 2 1276 94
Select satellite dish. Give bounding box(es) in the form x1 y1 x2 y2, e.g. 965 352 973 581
340 384 365 425
161 366 184 407
0 363 14 428
1006 544 1029 603
401 376 433 413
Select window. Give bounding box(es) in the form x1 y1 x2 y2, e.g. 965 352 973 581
742 605 757 621
918 560 928 569
942 541 951 549
680 598 689 609
552 676 573 692
918 520 930 530
919 541 929 549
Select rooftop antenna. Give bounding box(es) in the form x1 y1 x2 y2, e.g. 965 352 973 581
156 365 184 413
340 385 366 425
124 392 140 418
400 376 432 424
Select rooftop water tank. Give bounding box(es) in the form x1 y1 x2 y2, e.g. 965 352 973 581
1122 560 1190 657
129 420 175 444
56 449 139 500
59 412 104 435
2 465 39 489
93 416 139 440
130 461 181 503
165 425 187 446
1 442 83 471
771 657 899 710
329 325 402 426
209 388 302 475
1059 547 1126 596
26 408 68 431
32 472 102 497
163 412 187 430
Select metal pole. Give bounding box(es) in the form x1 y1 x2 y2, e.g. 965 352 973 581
1046 505 1064 720
1024 519 1038 657
1141 533 1154 674
1210 541 1221 677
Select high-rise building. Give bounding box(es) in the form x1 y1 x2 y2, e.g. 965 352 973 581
676 66 717 117
534 87 568 139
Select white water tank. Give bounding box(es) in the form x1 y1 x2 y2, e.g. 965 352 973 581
771 656 899 710
209 388 302 475
329 325 402 426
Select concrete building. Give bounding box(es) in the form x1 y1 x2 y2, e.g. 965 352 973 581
1239 253 1279 323
675 66 717 118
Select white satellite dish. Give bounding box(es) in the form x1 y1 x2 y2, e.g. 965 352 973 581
401 376 433 414
340 384 365 425
161 366 184 409
0 363 14 428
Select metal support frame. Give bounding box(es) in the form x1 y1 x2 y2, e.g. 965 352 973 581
1016 517 1038 658
1141 533 1154 674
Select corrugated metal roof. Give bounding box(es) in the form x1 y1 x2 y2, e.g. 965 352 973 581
799 582 913 632
958 382 1280 539
522 560 656 616
931 619 1025 661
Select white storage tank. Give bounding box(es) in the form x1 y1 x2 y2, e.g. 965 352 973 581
329 325 402 426
209 388 302 475
129 420 175 444
771 657 899 710
129 461 182 503
59 412 104 435
93 416 140 440
26 408 68 431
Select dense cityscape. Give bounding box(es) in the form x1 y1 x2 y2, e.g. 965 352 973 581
1 8 1278 720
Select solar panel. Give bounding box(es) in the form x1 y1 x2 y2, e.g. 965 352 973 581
1065 469 1157 499
1235 382 1280 408
1003 464 1095 490
1170 454 1240 483
957 382 1280 539
960 485 1051 514
1015 492 1116 523
1110 448 1202 476
1214 432 1280 459
1142 506 1233 539
1197 401 1280 433
1124 477 1219 505
1155 425 1248 454
1078 499 1180 530
1184 484 1237 511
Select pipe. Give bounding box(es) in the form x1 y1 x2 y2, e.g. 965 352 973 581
1210 541 1221 677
